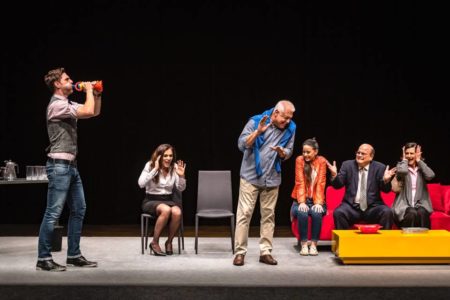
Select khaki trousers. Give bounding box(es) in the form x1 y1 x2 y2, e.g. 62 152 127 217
234 178 279 256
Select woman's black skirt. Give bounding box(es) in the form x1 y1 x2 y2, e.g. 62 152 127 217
142 193 178 215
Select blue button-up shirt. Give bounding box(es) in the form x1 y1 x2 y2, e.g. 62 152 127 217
238 119 295 188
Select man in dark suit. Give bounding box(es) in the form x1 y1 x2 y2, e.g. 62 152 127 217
327 144 396 229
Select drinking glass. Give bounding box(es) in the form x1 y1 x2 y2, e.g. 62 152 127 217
41 166 48 180
26 166 34 180
31 166 39 180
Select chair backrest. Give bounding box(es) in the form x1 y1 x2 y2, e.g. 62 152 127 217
325 186 345 211
197 170 233 212
427 183 444 212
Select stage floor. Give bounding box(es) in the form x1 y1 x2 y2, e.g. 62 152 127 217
1 236 450 288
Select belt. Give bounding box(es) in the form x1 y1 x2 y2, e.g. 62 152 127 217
47 158 77 167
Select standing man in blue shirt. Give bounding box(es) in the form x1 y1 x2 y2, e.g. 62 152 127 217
233 100 296 266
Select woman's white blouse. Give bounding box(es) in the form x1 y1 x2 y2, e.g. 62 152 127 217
138 162 186 195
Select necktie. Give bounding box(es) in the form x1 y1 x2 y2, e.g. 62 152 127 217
359 168 367 211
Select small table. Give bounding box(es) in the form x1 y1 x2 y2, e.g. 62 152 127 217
1 178 62 251
332 229 450 264
0 178 49 185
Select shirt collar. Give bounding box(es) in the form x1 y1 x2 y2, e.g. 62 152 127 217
408 165 418 174
356 163 370 171
359 164 369 172
53 94 68 101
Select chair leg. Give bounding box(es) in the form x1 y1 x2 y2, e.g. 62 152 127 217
195 215 199 254
180 215 185 250
141 215 145 255
144 217 149 251
177 230 181 254
230 215 235 254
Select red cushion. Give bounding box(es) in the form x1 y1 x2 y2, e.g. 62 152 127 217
320 214 334 240
291 218 299 240
441 185 450 214
427 183 444 212
430 211 450 231
381 192 395 207
326 186 345 210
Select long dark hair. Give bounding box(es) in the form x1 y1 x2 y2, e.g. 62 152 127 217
303 138 319 187
150 144 176 184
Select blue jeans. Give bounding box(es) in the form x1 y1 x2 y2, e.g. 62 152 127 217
291 198 327 242
38 161 86 260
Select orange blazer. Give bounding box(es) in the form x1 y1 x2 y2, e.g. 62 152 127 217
290 155 327 205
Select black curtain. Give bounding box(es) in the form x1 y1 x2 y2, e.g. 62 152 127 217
1 1 448 226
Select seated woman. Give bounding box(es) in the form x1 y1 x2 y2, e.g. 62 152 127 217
290 138 328 256
393 142 435 228
138 144 186 256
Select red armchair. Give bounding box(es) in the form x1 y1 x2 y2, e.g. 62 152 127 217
291 183 450 242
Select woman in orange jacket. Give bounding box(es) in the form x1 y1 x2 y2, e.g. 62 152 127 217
290 138 328 256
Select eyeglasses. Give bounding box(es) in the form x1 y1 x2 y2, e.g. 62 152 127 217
276 110 293 121
355 151 368 156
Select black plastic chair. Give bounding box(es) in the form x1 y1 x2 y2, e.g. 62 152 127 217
195 170 235 254
140 187 184 254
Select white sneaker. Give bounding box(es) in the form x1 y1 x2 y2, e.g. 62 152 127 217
309 245 318 256
300 244 309 256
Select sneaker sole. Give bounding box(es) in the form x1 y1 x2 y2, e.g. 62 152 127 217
66 263 98 268
36 266 66 272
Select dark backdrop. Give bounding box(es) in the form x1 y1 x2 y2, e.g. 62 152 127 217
1 1 448 226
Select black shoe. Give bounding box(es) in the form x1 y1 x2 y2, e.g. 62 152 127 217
66 256 98 268
149 242 166 256
165 241 173 255
36 259 67 272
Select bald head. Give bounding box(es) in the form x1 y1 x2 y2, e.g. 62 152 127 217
275 100 295 113
272 100 295 129
360 144 374 157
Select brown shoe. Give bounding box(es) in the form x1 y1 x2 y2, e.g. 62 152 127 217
259 254 278 265
233 254 245 266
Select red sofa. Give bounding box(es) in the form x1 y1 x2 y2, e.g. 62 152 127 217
291 183 450 241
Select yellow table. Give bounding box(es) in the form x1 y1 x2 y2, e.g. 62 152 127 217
332 230 450 264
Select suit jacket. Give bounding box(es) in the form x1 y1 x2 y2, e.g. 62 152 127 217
291 155 327 205
331 160 391 208
392 160 434 222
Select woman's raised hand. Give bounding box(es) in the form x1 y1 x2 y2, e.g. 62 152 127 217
153 155 161 170
176 160 186 177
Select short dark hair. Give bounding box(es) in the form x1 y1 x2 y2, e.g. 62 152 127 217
44 68 65 92
403 142 425 160
404 142 417 150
